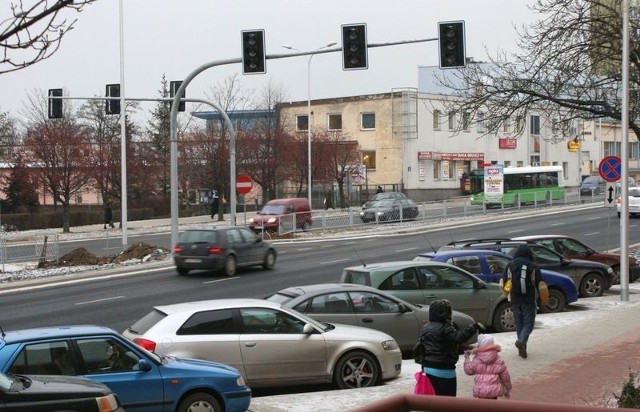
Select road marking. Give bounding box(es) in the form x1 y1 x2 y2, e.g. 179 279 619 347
321 258 350 265
507 229 525 234
551 222 564 226
584 232 599 237
395 247 418 252
203 277 239 285
76 296 124 305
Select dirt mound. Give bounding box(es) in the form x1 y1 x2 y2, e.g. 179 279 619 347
43 242 169 268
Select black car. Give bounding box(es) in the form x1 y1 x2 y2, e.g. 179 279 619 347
0 371 123 412
360 198 419 223
173 226 277 276
443 239 615 298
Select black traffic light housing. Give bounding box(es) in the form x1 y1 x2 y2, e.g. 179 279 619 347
48 89 63 119
105 83 121 115
438 21 466 69
342 23 368 70
241 30 266 74
170 80 185 112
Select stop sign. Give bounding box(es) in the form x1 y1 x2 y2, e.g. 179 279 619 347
236 174 253 194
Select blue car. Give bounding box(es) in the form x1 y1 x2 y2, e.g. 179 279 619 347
414 249 578 313
0 325 251 412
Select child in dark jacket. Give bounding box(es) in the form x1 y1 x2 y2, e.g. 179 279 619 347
419 299 484 396
463 334 512 399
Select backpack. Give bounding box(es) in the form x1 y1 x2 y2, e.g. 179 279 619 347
413 337 426 364
508 261 535 295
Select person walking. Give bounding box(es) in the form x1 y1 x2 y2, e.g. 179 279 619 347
209 190 219 219
463 334 512 400
501 244 544 359
418 299 485 396
103 202 114 229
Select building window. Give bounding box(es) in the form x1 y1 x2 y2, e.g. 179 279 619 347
433 161 440 180
448 111 456 130
462 112 471 131
433 109 441 130
517 161 524 167
296 114 309 131
361 113 375 130
363 150 376 169
502 119 510 133
530 115 541 135
504 161 511 168
476 112 486 133
563 162 569 179
328 114 342 130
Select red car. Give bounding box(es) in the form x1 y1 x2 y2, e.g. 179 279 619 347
512 235 640 284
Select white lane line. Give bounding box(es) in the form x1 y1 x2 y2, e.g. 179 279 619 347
321 258 350 265
395 247 418 253
551 222 564 226
507 229 525 234
76 296 124 305
584 232 599 237
203 277 240 285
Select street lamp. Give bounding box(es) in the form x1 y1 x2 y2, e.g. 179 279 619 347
282 42 337 207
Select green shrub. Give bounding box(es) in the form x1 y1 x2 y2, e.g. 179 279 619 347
616 370 640 408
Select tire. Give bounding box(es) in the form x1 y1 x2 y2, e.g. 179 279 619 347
579 272 605 297
223 255 237 277
263 249 276 270
333 351 380 389
177 392 222 412
491 301 514 333
538 288 566 313
177 267 189 276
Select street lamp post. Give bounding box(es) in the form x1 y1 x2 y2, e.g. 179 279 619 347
282 42 336 207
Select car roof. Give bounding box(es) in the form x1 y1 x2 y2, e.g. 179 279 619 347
154 298 282 315
342 260 448 270
1 325 117 344
512 235 570 241
419 249 508 258
275 283 393 297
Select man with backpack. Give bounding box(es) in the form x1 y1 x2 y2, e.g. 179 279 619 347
502 244 544 359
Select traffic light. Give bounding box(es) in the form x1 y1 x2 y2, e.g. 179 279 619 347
105 83 121 115
48 89 63 119
241 30 266 74
170 80 185 112
342 23 368 70
438 21 466 68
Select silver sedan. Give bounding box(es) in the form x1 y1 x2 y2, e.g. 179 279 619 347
123 298 402 390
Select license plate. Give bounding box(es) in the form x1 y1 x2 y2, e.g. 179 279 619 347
184 258 202 263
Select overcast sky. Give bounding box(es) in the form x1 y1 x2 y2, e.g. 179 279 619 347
1 0 537 124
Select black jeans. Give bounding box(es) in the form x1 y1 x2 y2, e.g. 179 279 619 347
426 374 457 397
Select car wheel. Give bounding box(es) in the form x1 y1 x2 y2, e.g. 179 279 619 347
177 392 222 412
538 288 566 313
333 351 380 389
223 255 237 277
263 249 276 270
491 301 514 333
579 272 605 297
177 267 189 276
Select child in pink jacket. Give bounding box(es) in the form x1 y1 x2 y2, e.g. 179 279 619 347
463 334 512 399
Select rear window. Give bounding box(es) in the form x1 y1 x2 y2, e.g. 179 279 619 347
581 176 603 186
265 293 294 304
630 189 640 197
178 230 218 243
341 270 370 285
127 309 167 334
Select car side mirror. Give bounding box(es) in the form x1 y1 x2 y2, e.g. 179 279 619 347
303 324 315 334
398 303 410 313
475 280 486 289
137 359 152 372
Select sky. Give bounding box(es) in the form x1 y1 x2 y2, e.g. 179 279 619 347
1 0 537 125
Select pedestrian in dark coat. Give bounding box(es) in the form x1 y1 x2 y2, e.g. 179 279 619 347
209 190 219 219
419 299 484 396
501 244 544 359
104 202 114 229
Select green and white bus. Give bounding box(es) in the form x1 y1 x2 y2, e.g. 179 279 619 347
469 165 565 206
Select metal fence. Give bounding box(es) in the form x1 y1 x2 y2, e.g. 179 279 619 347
0 230 59 266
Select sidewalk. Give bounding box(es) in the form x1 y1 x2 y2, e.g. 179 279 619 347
247 287 640 411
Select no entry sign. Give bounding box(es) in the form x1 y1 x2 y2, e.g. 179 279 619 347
236 174 253 194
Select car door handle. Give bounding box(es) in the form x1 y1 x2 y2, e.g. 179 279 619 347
243 341 257 347
361 318 374 323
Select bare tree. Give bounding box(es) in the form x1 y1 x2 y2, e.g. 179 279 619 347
436 0 640 141
0 0 97 75
315 130 361 208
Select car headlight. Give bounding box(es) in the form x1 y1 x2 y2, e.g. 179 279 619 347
381 340 399 351
267 217 277 223
249 218 254 223
237 376 246 387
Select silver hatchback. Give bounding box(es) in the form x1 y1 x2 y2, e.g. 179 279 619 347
123 299 402 390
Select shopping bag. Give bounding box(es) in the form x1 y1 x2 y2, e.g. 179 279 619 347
538 280 550 306
414 371 435 395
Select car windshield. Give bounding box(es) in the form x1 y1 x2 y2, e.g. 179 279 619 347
630 189 640 197
581 177 600 186
371 199 395 207
260 205 286 215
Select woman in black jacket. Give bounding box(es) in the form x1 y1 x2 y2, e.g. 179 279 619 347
419 299 483 396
